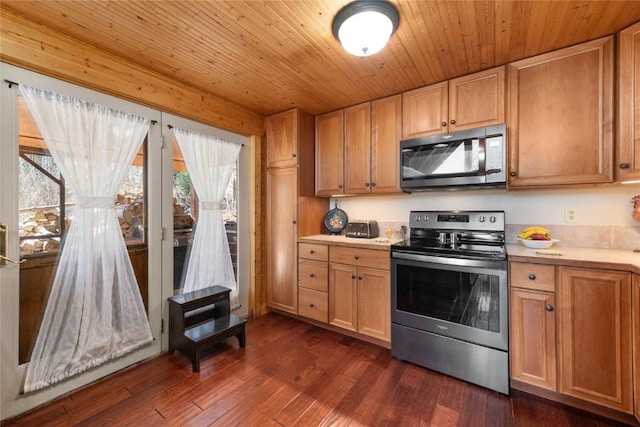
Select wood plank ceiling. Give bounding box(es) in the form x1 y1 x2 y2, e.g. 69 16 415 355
2 1 640 118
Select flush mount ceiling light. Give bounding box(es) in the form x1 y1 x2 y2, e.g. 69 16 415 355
332 1 400 57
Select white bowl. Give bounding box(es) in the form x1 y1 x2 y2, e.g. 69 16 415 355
517 238 559 249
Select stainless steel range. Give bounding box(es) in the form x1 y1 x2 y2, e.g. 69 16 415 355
391 210 509 394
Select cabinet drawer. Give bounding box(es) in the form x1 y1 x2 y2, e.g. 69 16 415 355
298 259 328 292
510 262 555 292
299 243 328 261
298 288 328 323
330 246 390 270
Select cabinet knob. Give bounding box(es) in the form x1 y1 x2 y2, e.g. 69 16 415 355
365 182 370 187
441 121 447 127
292 220 297 224
354 255 360 260
292 153 297 158
358 275 363 280
351 274 357 279
310 273 315 278
528 274 536 280
545 304 554 312
371 182 376 187
310 250 315 254
450 119 456 125
338 184 343 189
309 303 314 308
510 171 517 177
619 163 630 169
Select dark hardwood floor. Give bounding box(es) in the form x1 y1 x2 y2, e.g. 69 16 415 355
2 312 634 426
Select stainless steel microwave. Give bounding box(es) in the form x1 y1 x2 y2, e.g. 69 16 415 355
400 124 506 191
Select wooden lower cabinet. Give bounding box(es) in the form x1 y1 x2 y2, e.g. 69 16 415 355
632 274 639 422
328 263 358 332
510 288 556 391
510 262 636 419
297 243 329 323
328 248 390 342
557 267 633 414
356 266 390 341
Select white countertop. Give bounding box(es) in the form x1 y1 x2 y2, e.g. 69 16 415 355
507 244 640 274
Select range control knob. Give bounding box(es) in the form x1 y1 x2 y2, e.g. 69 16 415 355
478 216 486 223
490 216 496 223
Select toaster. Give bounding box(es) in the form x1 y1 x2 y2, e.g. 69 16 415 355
345 220 379 239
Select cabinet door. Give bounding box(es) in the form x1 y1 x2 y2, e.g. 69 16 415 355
558 267 632 413
618 21 640 182
344 102 371 194
449 66 505 132
508 37 614 187
266 109 298 168
329 263 357 331
266 167 298 314
357 267 390 342
315 110 344 196
510 289 556 391
402 81 448 139
634 275 640 422
371 94 402 194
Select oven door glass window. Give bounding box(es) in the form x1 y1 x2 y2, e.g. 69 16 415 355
396 262 501 333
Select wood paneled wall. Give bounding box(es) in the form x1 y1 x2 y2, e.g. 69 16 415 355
0 10 264 137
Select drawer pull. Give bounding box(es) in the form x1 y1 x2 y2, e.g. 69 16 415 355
354 255 360 260
546 304 554 312
309 303 315 308
310 250 315 254
528 274 536 280
309 273 315 277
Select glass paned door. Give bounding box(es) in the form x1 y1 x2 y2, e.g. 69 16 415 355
1 64 162 421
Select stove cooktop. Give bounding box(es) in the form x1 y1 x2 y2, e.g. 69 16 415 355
392 210 507 260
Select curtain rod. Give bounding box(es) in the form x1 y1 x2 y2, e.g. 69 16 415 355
168 124 245 146
4 80 158 125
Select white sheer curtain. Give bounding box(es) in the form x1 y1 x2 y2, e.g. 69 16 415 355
19 85 153 393
172 127 242 309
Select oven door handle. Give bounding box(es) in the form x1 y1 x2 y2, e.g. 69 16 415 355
392 251 507 270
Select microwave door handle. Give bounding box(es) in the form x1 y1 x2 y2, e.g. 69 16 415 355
478 138 486 175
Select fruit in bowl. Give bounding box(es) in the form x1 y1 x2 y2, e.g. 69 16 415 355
517 226 559 249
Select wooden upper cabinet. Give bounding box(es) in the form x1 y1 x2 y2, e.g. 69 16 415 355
402 81 448 139
618 21 640 182
449 66 505 132
402 66 505 139
315 110 344 196
371 95 402 194
266 109 298 168
508 37 615 187
557 267 633 414
344 102 371 194
325 94 403 196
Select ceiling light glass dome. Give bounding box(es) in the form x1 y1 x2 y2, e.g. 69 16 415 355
332 1 400 57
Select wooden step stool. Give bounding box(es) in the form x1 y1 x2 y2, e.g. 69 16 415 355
168 285 246 372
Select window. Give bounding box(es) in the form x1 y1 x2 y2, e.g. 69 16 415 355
18 98 147 257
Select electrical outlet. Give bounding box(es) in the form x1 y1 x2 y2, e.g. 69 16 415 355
565 208 577 223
